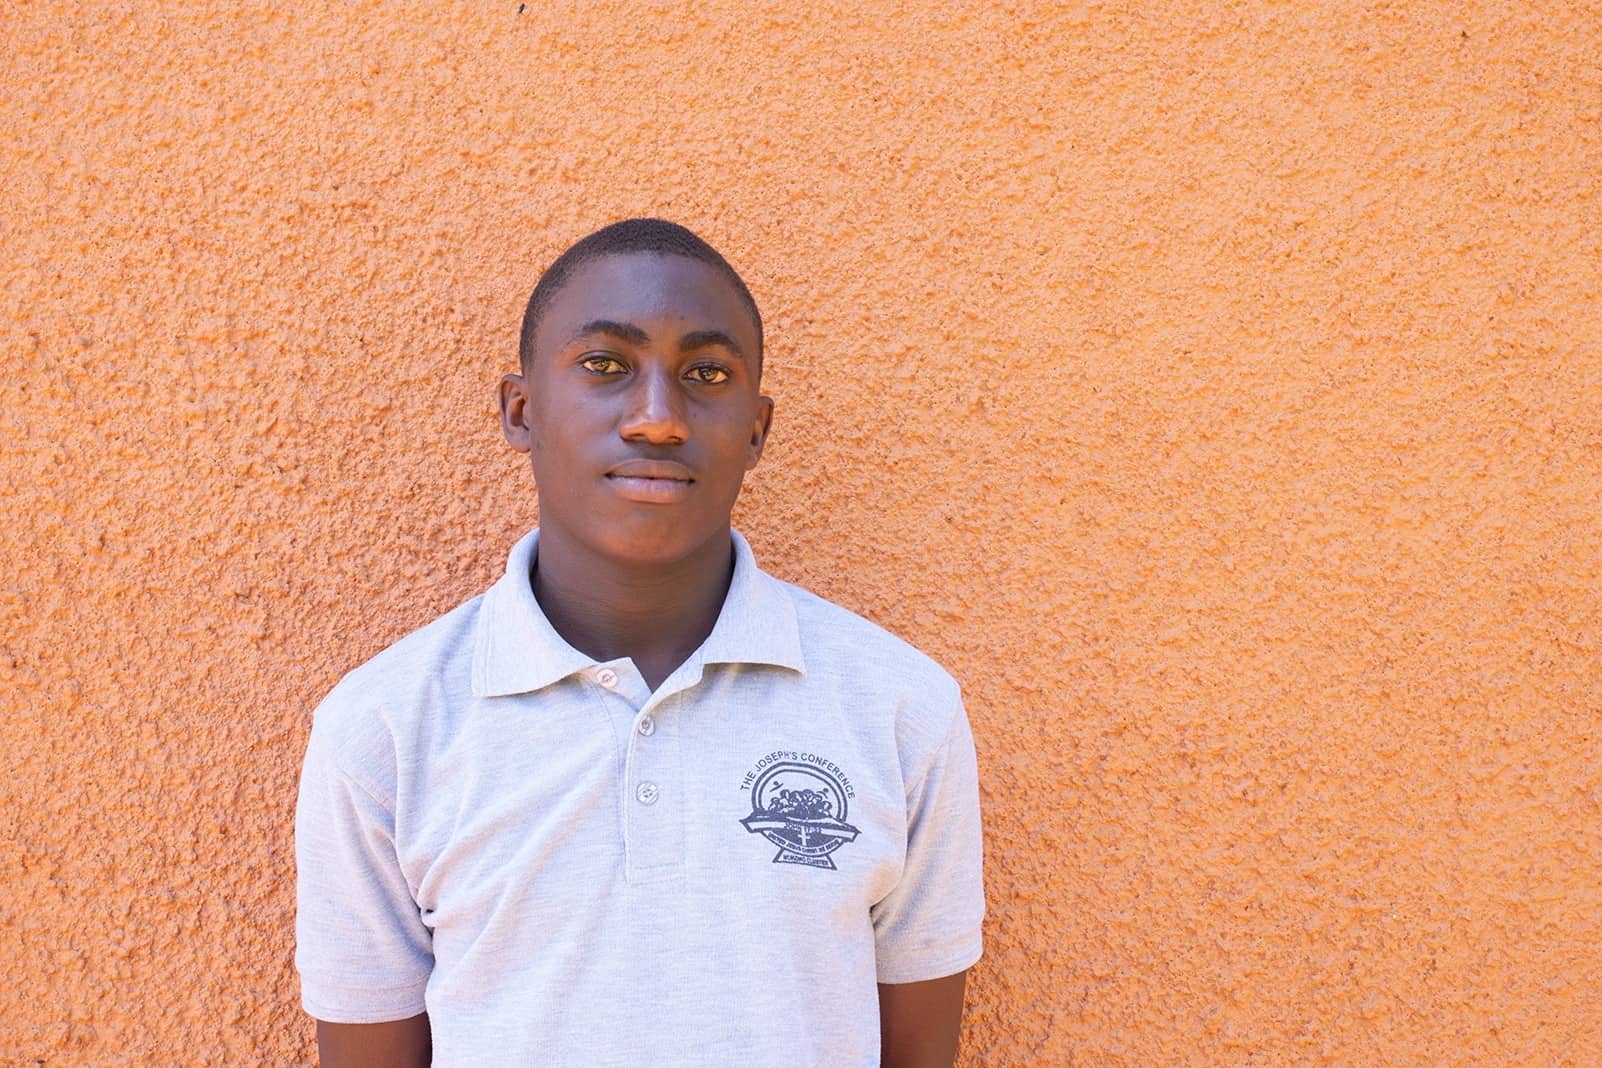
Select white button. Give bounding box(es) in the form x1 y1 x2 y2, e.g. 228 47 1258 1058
637 716 656 736
595 668 619 689
635 781 660 805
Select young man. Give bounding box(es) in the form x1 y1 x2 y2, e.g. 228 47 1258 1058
295 219 984 1067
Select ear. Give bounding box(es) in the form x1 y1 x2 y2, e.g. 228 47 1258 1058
746 394 775 469
499 373 533 453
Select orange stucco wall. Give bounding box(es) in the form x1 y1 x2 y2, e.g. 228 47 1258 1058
5 2 1600 1064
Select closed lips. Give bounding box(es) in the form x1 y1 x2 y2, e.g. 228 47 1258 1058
606 460 694 482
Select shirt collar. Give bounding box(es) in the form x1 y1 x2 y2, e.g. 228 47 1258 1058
702 529 806 674
472 528 804 699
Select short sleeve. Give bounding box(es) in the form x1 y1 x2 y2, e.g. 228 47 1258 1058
294 702 433 1023
870 700 985 984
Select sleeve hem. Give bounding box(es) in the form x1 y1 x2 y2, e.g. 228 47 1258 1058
874 931 982 985
301 976 430 1024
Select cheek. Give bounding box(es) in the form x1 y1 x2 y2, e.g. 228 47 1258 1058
710 440 762 488
526 400 582 461
526 424 575 481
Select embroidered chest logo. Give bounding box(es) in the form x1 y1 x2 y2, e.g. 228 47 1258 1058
739 752 860 869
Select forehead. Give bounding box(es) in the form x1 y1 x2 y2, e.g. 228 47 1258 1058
533 252 757 356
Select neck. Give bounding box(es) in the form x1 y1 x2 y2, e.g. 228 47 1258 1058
530 520 735 691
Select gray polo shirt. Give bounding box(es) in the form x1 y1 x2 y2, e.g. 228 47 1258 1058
296 530 983 1067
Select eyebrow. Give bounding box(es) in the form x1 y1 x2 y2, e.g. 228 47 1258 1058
678 329 746 361
572 321 747 361
573 319 650 346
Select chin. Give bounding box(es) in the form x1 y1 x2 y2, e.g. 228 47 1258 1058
590 512 728 568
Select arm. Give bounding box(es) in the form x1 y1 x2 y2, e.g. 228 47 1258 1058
316 1013 431 1068
879 972 968 1068
872 689 984 1067
296 698 434 1050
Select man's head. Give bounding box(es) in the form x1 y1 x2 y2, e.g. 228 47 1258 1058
518 218 764 377
500 220 774 566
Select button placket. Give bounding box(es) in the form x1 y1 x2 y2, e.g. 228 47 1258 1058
622 695 683 882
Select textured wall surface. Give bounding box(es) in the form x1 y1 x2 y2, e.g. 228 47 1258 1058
4 2 1600 1064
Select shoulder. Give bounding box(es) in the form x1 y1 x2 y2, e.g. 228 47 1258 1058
306 593 486 786
780 580 959 697
773 577 965 754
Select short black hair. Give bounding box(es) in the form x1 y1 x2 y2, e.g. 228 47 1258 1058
518 218 763 373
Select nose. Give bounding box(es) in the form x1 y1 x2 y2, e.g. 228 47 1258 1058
619 365 689 445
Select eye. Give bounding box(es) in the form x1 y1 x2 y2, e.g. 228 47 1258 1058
686 364 730 384
580 354 627 375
